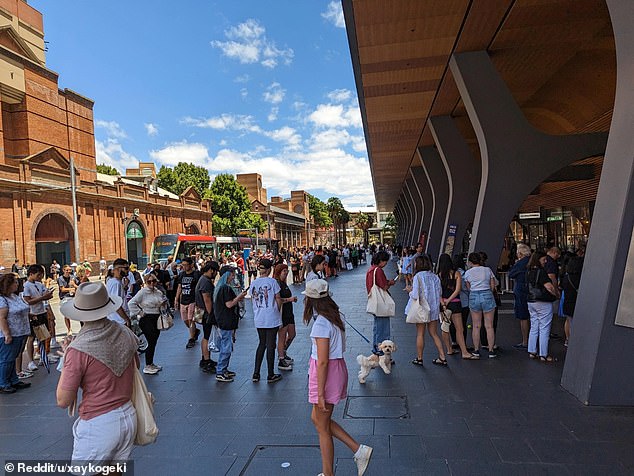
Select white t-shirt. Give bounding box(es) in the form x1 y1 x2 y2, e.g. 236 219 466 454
249 276 281 328
463 266 495 292
106 277 127 325
310 315 345 360
23 280 48 315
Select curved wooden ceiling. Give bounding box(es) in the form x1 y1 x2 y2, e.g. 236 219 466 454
344 0 615 211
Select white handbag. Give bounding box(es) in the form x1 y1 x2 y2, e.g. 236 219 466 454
132 368 159 446
366 268 396 317
406 274 431 324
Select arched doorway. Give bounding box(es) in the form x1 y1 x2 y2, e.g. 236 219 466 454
126 220 145 266
185 223 200 234
35 213 74 266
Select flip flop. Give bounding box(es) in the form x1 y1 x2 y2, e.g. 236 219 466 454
540 355 557 363
462 354 479 360
432 358 448 366
446 350 459 356
411 358 424 366
529 353 538 359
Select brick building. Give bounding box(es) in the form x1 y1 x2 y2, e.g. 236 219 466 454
0 1 211 269
236 173 314 249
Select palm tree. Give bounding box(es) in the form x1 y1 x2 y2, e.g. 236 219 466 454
326 197 344 246
355 212 375 245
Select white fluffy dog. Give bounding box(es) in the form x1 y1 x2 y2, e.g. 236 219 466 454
357 340 397 384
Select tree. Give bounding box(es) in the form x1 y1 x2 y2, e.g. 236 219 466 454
326 197 350 246
207 174 266 236
307 193 332 228
96 164 119 175
354 212 375 245
157 162 210 196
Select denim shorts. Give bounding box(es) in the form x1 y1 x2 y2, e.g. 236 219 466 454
469 290 496 313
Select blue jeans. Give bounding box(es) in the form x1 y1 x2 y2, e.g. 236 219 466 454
0 335 26 388
372 316 391 355
216 329 234 375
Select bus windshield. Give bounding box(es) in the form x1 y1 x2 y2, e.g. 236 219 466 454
150 235 178 263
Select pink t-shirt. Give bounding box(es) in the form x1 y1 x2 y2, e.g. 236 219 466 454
61 348 137 420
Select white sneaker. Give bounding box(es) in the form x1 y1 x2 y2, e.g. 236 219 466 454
47 354 59 363
353 444 373 476
142 366 159 375
149 364 162 371
27 361 38 371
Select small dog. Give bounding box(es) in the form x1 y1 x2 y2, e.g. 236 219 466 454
357 340 397 384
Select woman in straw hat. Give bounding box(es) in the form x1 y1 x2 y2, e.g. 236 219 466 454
56 281 139 468
303 279 373 476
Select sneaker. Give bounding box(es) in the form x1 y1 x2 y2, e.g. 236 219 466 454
149 364 162 371
0 386 16 394
194 328 201 341
278 359 293 371
488 351 498 359
17 371 33 379
143 365 159 375
186 339 196 349
27 361 38 371
284 354 294 363
354 444 373 476
225 370 236 378
216 373 234 382
513 343 528 350
11 381 31 390
267 374 282 383
252 373 260 382
201 363 216 374
199 358 217 368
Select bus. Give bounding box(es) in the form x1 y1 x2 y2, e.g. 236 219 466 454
149 234 217 264
149 234 280 264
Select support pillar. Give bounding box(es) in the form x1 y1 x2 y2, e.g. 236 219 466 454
418 146 450 262
429 115 481 258
408 169 425 248
401 186 416 246
561 0 634 405
405 177 421 247
394 199 405 245
450 51 608 259
412 159 433 247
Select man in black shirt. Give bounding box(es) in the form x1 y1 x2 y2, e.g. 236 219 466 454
195 261 219 373
175 257 201 349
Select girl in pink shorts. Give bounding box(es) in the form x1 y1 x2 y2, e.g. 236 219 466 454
302 279 373 476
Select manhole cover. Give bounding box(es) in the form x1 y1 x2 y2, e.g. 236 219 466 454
344 395 409 419
239 445 322 475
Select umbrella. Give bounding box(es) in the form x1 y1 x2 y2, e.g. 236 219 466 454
38 338 50 373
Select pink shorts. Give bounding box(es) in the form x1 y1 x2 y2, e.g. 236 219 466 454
308 358 348 405
180 302 196 321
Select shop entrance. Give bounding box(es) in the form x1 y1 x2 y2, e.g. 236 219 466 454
126 221 145 266
34 213 74 267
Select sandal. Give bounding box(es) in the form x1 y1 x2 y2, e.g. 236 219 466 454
529 353 537 359
432 358 448 366
462 354 479 360
540 355 557 363
446 350 459 356
411 358 424 366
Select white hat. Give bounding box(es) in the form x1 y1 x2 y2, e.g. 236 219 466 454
302 279 330 299
60 281 122 321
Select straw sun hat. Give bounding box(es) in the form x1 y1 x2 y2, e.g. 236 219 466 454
60 281 122 321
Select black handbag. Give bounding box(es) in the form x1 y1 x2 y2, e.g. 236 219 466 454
527 269 557 302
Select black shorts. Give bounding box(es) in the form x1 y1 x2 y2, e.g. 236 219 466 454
203 312 216 340
282 313 295 327
29 312 48 337
445 301 462 314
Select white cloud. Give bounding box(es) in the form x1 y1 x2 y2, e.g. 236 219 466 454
308 103 362 129
234 74 250 83
264 126 301 146
322 1 345 28
96 138 137 174
240 88 249 100
327 88 352 103
262 82 285 104
95 120 126 139
149 141 209 167
211 19 294 68
267 107 279 122
182 114 262 133
144 123 159 137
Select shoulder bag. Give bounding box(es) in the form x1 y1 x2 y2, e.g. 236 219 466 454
366 267 395 317
157 305 174 331
132 368 159 446
527 269 557 302
406 274 431 324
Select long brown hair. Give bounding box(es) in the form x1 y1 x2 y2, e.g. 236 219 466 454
272 263 287 282
303 295 345 331
0 273 18 297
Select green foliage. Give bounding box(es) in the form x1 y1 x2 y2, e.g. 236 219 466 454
307 193 332 227
96 164 120 175
208 174 266 236
157 162 210 196
326 197 350 245
383 213 397 231
354 212 374 231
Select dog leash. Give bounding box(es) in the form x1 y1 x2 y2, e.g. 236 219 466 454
342 316 371 344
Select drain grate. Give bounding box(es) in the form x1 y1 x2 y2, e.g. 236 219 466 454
239 445 322 475
344 395 409 419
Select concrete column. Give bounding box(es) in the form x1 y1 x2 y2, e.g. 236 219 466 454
418 146 450 262
450 51 608 259
405 177 421 247
412 156 434 247
394 199 405 245
408 169 425 248
561 0 634 406
401 185 416 246
429 115 481 258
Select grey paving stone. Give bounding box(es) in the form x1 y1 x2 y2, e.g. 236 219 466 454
421 436 500 462
491 437 540 463
345 395 409 419
447 460 569 476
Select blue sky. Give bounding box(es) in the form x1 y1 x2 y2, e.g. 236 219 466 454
30 1 374 208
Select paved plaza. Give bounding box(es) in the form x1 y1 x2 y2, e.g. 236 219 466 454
2 260 634 475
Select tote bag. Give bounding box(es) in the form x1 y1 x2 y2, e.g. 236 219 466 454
132 368 159 446
366 267 395 317
405 274 431 324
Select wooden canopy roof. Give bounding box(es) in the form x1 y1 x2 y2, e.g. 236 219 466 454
343 0 615 211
